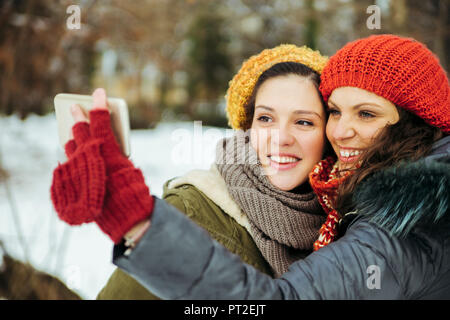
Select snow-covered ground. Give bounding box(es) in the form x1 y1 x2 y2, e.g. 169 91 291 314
0 112 232 299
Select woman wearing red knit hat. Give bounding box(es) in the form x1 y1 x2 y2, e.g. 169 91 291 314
53 35 450 299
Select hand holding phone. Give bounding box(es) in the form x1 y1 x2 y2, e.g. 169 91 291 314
54 89 131 157
51 88 154 243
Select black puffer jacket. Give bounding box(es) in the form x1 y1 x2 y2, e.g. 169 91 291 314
114 136 450 299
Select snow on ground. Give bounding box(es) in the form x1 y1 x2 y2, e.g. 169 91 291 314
0 112 232 299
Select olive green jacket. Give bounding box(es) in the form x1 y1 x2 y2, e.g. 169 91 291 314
96 165 273 300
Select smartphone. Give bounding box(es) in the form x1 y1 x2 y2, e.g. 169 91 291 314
54 93 131 157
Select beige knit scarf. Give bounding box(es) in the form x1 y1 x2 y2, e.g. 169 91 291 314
215 130 326 277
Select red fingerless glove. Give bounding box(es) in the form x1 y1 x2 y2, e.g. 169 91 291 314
51 109 154 243
89 110 154 243
51 122 107 224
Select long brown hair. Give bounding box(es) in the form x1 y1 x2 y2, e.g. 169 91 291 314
336 107 444 215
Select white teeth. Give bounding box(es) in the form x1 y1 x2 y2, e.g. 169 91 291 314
269 155 299 163
340 150 361 158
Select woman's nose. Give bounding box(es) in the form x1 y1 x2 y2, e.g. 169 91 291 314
330 118 356 141
272 126 295 146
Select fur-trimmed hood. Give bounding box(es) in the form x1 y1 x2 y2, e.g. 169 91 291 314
352 135 450 239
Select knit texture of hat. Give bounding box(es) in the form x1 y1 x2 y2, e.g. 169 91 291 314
226 44 329 130
319 34 450 133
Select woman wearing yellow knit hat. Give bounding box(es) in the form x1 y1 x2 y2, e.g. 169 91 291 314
55 44 330 299
226 44 328 130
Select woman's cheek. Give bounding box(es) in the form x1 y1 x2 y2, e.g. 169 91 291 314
250 128 259 151
325 121 337 151
250 128 269 163
250 129 265 165
306 132 326 163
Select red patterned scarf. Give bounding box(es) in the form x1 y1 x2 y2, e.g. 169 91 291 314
309 157 354 250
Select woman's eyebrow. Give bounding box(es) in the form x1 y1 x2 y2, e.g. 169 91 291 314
327 100 338 108
292 110 322 119
255 105 322 119
255 105 274 112
328 99 383 110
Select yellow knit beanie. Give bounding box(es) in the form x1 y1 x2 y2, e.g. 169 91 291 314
225 44 329 130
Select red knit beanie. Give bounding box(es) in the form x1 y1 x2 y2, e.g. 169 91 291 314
320 34 450 133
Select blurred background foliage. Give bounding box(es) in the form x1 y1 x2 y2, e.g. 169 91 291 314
0 0 448 129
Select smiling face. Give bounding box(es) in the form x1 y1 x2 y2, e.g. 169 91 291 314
250 74 326 191
326 87 400 171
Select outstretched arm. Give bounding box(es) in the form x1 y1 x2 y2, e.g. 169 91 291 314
113 197 286 300
113 198 404 300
